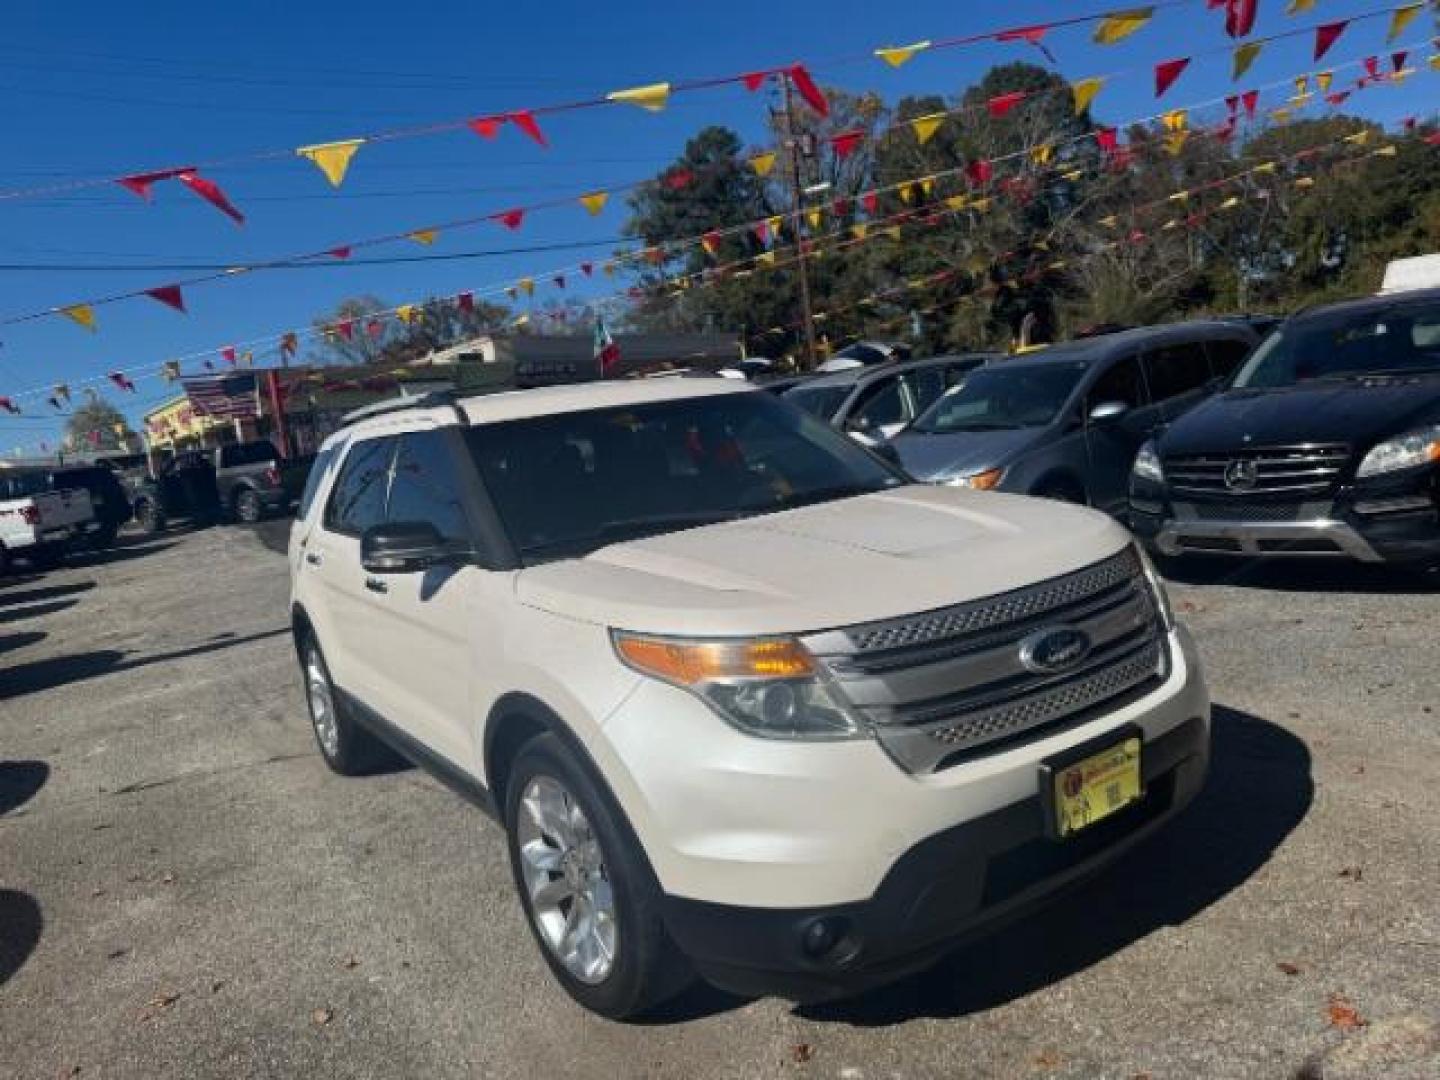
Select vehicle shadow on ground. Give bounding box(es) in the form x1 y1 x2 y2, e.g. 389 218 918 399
791 705 1311 1027
0 760 49 816
0 627 290 701
1158 556 1436 595
0 631 47 655
0 890 43 985
0 599 76 624
63 540 175 569
0 581 95 608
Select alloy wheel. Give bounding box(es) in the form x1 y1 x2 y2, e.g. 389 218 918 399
305 650 339 757
515 774 618 985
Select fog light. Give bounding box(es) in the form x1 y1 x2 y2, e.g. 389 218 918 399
801 919 837 958
798 917 860 966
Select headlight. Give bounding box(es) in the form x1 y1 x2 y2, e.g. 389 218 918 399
945 466 1004 490
1131 441 1164 483
611 632 867 740
1134 544 1175 632
1356 425 1440 478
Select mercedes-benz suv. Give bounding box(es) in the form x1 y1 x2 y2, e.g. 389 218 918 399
289 378 1210 1019
1131 288 1440 565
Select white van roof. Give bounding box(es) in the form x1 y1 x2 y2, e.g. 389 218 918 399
1380 255 1440 295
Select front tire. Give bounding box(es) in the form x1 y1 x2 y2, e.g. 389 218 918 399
300 637 393 776
504 734 689 1020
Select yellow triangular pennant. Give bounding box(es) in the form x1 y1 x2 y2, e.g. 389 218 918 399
1169 190 1190 202
945 194 969 211
1232 42 1262 81
851 223 868 240
766 215 784 240
518 278 535 297
607 82 671 112
1252 161 1278 174
1219 195 1241 210
749 152 777 177
1030 143 1055 166
579 191 609 216
875 41 931 68
60 304 96 331
1164 131 1190 156
756 251 776 267
806 208 822 230
1100 214 1119 229
409 229 438 246
1388 3 1423 43
296 139 365 188
885 225 903 241
898 184 915 205
1270 107 1293 123
920 177 935 197
1286 0 1316 13
1062 168 1084 182
1294 176 1316 188
1344 130 1371 146
1373 144 1399 157
970 197 991 213
396 304 417 324
1071 77 1106 115
1316 71 1333 92
1093 8 1155 46
911 113 946 146
1162 109 1188 132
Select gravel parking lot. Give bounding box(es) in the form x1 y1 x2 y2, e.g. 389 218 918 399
2 524 1438 1079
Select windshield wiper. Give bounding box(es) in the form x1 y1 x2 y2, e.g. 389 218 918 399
521 511 756 560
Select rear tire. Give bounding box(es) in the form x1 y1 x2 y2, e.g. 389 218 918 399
300 636 394 776
91 523 119 550
27 545 62 571
234 488 263 525
504 734 690 1020
135 500 165 537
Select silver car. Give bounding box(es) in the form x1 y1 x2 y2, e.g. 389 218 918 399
888 322 1257 515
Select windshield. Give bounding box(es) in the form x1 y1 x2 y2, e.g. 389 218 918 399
1233 302 1440 388
909 362 1087 433
466 391 904 563
782 383 851 420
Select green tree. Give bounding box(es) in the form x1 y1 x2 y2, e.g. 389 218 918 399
65 397 134 453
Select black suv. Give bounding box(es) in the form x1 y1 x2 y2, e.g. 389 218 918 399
1131 288 1440 565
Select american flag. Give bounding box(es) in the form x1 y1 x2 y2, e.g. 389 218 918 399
181 373 259 419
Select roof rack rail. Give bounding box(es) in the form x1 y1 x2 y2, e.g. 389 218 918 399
340 388 464 425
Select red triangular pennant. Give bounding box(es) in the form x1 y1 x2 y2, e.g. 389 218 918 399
508 110 547 148
1155 58 1190 98
1326 91 1352 106
221 345 237 364
553 274 566 290
996 24 1049 45
663 169 695 190
1224 0 1257 39
862 191 879 215
1241 90 1260 117
966 159 993 185
579 262 593 277
366 319 385 339
177 171 244 225
787 65 829 117
1096 127 1119 152
468 116 503 139
108 372 136 393
328 246 351 259
145 285 186 313
831 129 865 158
335 320 354 342
987 91 1026 118
1364 55 1380 78
496 208 525 230
115 166 194 201
457 291 474 313
741 71 768 91
1314 21 1349 62
1391 51 1408 73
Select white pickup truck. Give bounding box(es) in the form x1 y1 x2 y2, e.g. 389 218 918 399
0 465 96 573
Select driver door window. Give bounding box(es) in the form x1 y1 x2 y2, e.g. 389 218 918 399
386 430 471 545
1085 355 1148 416
323 437 395 537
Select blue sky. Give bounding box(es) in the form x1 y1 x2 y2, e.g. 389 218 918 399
0 0 1429 452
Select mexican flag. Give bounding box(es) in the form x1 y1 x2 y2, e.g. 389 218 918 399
594 312 621 377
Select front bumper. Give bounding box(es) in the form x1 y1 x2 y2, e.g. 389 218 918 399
1131 467 1440 564
664 715 1208 1000
599 626 1209 999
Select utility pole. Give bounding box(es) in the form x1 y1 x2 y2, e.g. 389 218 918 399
779 73 820 371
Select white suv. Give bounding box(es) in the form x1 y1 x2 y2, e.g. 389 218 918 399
288 378 1210 1019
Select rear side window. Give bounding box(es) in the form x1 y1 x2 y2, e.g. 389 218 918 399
386 431 471 545
849 377 907 427
1142 342 1212 402
323 438 395 536
221 441 279 468
1206 337 1253 381
1086 355 1149 412
298 445 340 521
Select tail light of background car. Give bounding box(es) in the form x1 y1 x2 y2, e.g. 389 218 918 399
20 505 40 525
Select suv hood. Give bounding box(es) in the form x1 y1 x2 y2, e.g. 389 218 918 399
888 427 1040 482
516 485 1130 637
1161 379 1440 456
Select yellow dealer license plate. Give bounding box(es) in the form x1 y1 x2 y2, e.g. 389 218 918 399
1045 735 1143 839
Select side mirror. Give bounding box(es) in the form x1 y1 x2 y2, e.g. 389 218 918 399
1088 400 1130 425
845 414 874 433
362 521 466 574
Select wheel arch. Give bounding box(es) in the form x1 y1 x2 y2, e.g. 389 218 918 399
290 602 315 660
1029 468 1089 504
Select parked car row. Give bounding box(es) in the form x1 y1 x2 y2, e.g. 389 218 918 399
0 438 313 573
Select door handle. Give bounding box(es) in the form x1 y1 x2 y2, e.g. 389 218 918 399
304 552 323 566
364 576 388 594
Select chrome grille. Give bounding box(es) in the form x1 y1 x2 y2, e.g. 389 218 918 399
1162 444 1351 496
803 549 1168 774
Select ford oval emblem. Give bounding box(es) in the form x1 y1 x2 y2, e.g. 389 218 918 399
1018 626 1093 675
